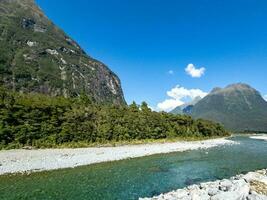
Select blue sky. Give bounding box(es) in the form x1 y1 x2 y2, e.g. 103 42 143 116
37 0 267 110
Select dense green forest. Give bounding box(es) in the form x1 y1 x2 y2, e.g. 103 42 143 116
0 87 230 149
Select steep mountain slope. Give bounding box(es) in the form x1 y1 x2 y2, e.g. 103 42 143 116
0 0 125 104
191 83 267 132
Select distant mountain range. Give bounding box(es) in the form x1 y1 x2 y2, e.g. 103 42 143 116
171 83 267 132
170 96 202 115
0 0 125 104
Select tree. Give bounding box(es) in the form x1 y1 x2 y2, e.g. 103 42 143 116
129 101 139 112
0 87 230 149
140 101 151 112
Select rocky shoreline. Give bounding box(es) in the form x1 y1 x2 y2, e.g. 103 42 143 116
140 169 267 200
0 138 236 175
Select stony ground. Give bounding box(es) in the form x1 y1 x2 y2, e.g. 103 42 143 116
0 138 236 175
140 169 267 200
250 135 267 142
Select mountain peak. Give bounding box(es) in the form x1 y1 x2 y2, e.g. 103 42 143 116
210 87 222 93
191 83 267 132
225 83 254 90
209 83 259 97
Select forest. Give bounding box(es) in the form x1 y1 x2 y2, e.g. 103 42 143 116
0 87 230 149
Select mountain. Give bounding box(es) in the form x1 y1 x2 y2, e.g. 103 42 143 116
191 83 267 132
170 96 202 115
0 0 125 104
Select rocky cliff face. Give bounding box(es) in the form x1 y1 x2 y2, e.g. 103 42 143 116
0 0 125 104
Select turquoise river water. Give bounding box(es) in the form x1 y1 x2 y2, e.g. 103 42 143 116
0 136 266 200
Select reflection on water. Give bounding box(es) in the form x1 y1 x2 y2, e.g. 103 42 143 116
0 136 266 200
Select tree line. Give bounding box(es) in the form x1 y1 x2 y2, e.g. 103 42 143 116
0 87 230 149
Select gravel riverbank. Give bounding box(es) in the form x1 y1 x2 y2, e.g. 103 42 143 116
140 169 267 200
0 138 236 175
250 135 267 142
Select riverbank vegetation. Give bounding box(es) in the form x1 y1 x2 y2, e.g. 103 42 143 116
0 87 230 149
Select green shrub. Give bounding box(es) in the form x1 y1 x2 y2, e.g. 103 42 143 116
0 88 230 149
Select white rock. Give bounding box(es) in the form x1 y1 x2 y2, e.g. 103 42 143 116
60 58 67 65
163 193 177 200
173 189 188 198
34 25 46 33
231 179 248 191
140 169 266 200
189 189 209 200
244 172 267 185
219 179 233 191
247 193 267 200
107 79 117 95
208 188 219 196
211 191 244 200
26 41 37 47
70 49 76 54
187 185 199 190
211 181 250 200
46 49 59 55
200 181 220 190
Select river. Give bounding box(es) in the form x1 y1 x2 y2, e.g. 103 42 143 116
0 136 266 200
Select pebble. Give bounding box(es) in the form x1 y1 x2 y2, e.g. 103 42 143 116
0 138 237 175
247 193 267 200
140 169 267 200
208 188 219 196
219 179 232 191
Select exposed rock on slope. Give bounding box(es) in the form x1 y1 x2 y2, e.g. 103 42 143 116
0 0 125 104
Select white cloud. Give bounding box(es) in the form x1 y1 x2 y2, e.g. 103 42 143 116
167 86 208 100
168 70 174 75
157 85 208 112
157 99 184 112
264 95 267 101
185 63 205 78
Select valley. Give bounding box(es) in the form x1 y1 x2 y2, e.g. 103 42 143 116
0 0 267 200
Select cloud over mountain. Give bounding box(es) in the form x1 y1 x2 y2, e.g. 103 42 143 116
157 99 184 112
157 86 208 112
